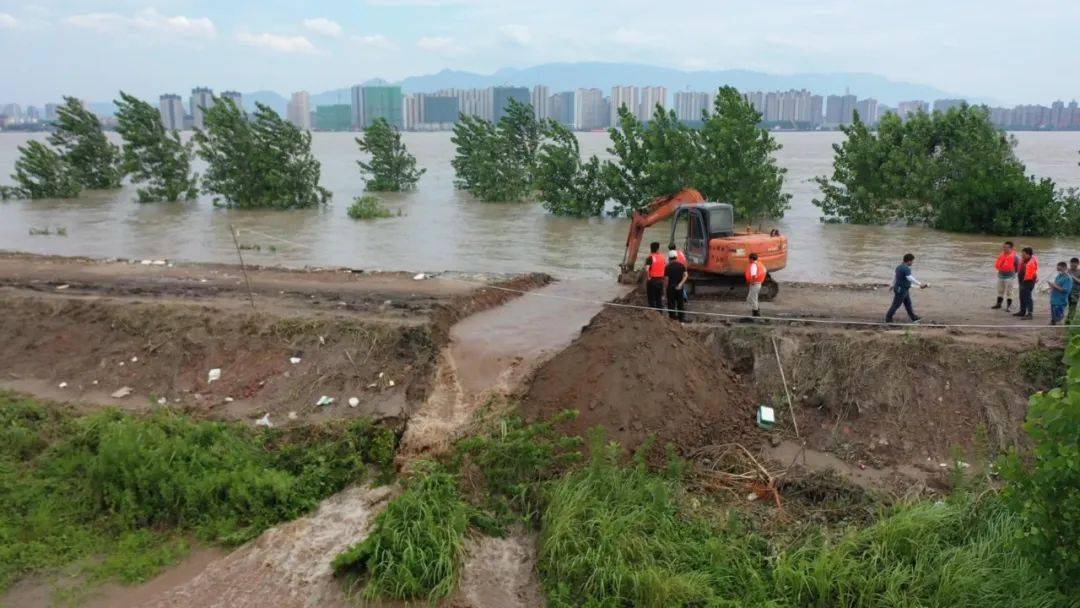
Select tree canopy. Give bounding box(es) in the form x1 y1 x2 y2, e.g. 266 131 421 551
356 117 425 191
10 140 82 199
48 96 123 190
534 121 609 217
451 98 539 202
194 100 330 209
814 104 1079 235
114 91 198 203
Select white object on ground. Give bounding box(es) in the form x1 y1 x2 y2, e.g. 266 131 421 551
255 413 272 427
157 397 167 405
348 397 360 407
288 411 298 420
131 356 138 363
316 395 335 406
367 383 377 388
378 372 384 378
388 380 395 387
224 396 234 403
151 260 167 266
289 357 302 364
56 284 69 290
111 386 132 398
58 382 68 388
208 368 221 383
413 273 426 281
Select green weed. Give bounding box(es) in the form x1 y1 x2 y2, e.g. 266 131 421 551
1018 347 1065 388
346 194 392 220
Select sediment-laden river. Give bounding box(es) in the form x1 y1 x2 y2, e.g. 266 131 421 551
1 131 1078 287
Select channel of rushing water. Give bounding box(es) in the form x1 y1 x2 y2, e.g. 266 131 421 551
1 131 1078 287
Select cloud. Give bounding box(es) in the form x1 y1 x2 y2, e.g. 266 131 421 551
237 32 319 54
352 34 397 51
65 8 216 40
302 17 342 37
498 24 532 46
417 36 457 51
0 13 19 29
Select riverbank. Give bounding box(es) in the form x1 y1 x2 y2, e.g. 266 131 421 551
0 253 1070 607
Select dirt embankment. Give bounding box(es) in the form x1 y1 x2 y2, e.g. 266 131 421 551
0 253 549 425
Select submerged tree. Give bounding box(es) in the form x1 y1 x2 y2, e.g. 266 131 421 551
48 96 123 189
814 104 1078 235
450 99 539 202
194 100 330 209
10 140 82 199
356 117 425 191
114 91 198 202
535 121 608 217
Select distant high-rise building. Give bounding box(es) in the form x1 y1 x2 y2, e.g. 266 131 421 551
159 94 186 131
220 91 243 111
674 91 712 122
531 85 550 120
44 103 59 122
492 86 530 122
765 92 781 122
744 91 765 116
855 98 879 124
932 99 965 114
1050 100 1066 129
422 96 460 125
25 106 41 122
351 85 404 129
287 91 312 130
315 105 351 131
438 88 494 121
809 95 824 127
549 91 575 127
574 88 606 130
403 94 423 130
638 86 666 121
610 85 639 124
189 87 214 129
897 100 929 120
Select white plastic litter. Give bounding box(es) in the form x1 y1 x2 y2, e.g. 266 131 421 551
157 397 167 405
207 368 221 383
111 386 132 398
92 380 98 385
348 397 360 407
288 411 298 420
58 382 68 388
413 273 426 281
140 259 152 265
378 372 384 378
289 357 302 364
151 260 167 266
224 397 234 403
388 380 395 387
255 413 273 427
131 356 139 363
367 383 378 388
56 284 69 290
316 395 335 406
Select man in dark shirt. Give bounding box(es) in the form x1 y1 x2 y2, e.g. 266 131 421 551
664 250 688 322
885 253 927 324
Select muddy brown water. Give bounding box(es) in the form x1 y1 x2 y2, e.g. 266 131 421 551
2 131 1079 288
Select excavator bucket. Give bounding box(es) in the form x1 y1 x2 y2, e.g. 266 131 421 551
617 265 641 285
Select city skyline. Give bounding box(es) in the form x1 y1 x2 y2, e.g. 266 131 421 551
1 1 1078 107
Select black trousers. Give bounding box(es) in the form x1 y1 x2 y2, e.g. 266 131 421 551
1018 280 1035 315
666 287 686 322
646 278 665 310
885 290 916 322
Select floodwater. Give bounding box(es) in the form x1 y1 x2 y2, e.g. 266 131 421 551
1 131 1078 287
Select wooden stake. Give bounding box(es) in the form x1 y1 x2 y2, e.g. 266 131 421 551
772 336 800 439
230 224 256 310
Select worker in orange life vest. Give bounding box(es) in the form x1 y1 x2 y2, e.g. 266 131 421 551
642 241 667 311
991 240 1021 311
1014 247 1038 320
745 253 766 318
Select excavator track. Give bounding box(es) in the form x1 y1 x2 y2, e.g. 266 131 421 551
687 276 779 302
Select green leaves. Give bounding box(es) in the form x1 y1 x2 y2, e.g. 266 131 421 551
535 121 609 217
48 96 123 190
356 117 425 191
10 140 82 199
114 91 198 203
347 194 393 220
451 98 540 202
194 100 330 209
814 104 1079 236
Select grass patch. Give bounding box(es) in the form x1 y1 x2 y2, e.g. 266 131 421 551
1018 347 1065 388
0 391 396 596
347 194 393 220
333 462 469 602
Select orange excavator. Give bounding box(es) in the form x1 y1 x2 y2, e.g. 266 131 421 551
619 188 788 300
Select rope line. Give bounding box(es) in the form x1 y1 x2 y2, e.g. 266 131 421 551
229 227 1072 332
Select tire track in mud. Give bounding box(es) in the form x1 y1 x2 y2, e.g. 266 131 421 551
138 279 630 608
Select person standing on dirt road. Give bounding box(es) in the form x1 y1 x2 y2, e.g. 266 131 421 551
643 241 667 312
664 250 689 322
1048 261 1073 326
1014 247 1038 320
885 253 927 324
745 253 766 318
992 241 1021 311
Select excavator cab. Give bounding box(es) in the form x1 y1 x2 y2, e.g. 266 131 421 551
670 203 734 265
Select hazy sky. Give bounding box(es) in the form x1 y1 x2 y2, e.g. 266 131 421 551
2 0 1077 106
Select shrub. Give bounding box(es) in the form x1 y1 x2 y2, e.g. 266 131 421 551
356 117 425 191
347 194 393 220
333 462 469 601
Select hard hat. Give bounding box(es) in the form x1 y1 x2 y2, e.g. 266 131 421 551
667 250 678 259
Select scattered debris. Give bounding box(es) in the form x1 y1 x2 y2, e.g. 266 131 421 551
111 386 132 398
289 357 302 364
413 273 427 281
316 395 335 406
131 356 139 363
56 284 69 290
348 397 360 407
58 381 67 388
157 397 167 405
224 397 234 403
288 411 298 420
208 368 221 383
367 383 378 389
378 372 385 379
757 406 775 429
255 413 273 427
388 379 395 387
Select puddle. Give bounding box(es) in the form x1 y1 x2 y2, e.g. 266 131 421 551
767 440 931 489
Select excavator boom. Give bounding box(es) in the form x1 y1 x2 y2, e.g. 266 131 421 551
619 189 707 277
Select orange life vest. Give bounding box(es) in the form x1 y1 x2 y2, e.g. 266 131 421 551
674 250 687 266
647 252 667 279
1020 256 1038 282
995 252 1018 273
745 260 765 284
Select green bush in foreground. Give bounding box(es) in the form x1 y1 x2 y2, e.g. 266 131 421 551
333 462 469 601
346 194 393 220
0 392 394 594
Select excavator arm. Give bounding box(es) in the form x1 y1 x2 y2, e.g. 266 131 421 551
618 188 706 283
